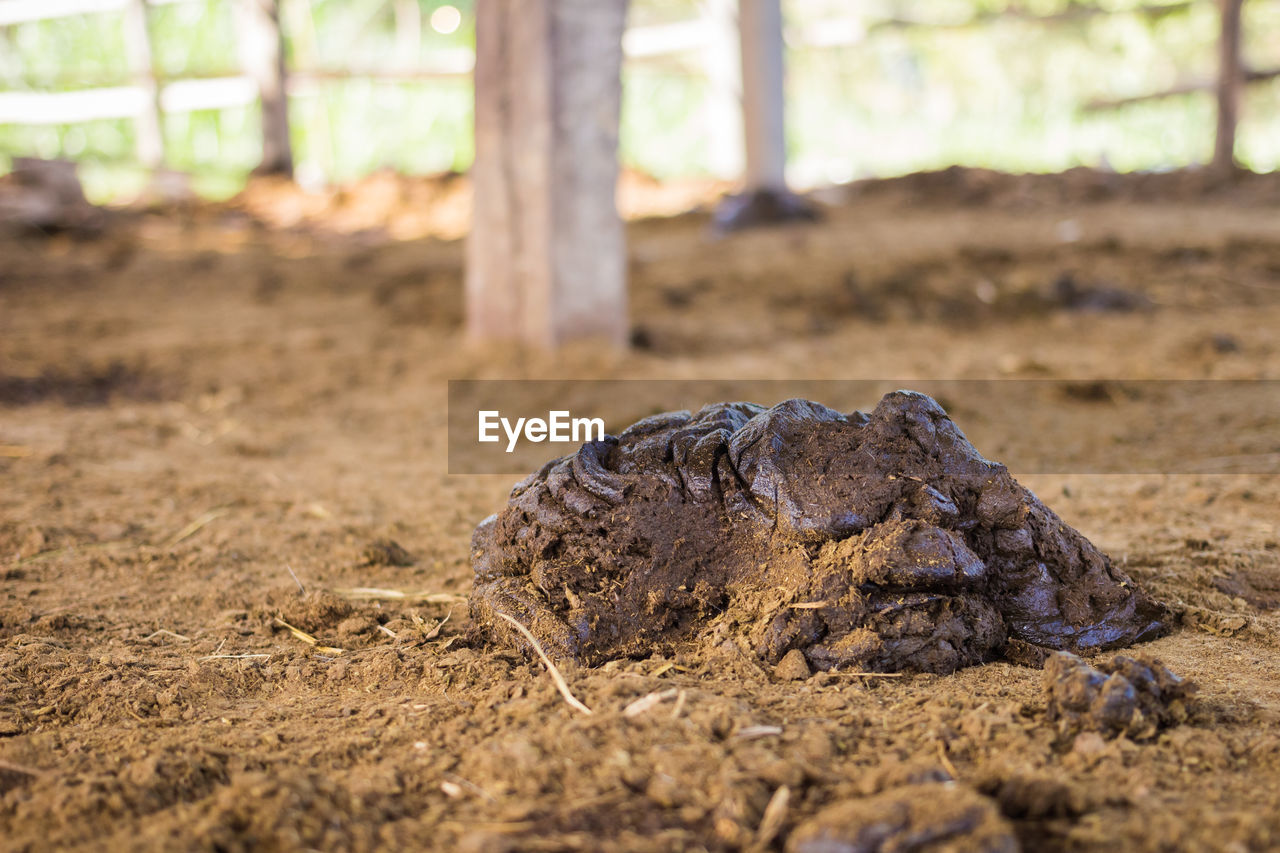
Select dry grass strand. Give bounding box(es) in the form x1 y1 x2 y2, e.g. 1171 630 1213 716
494 611 593 715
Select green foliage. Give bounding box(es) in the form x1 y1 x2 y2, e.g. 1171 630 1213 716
0 0 1276 202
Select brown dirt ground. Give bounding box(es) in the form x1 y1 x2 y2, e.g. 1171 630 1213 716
2 168 1279 852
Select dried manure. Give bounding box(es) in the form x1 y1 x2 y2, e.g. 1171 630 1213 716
471 392 1168 673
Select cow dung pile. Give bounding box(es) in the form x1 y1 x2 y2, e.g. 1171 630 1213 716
471 391 1168 674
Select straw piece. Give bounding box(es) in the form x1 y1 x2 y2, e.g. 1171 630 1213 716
494 611 593 715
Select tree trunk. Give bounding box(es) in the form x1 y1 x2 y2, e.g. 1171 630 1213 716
235 0 293 177
1213 0 1244 174
467 0 628 349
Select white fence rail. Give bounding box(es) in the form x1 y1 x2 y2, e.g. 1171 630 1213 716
0 0 203 27
0 0 1264 175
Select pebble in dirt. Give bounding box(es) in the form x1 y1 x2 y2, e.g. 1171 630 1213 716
470 391 1168 673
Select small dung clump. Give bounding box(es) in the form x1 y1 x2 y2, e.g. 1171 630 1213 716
360 538 415 567
470 392 1168 673
1043 651 1195 740
786 783 1018 853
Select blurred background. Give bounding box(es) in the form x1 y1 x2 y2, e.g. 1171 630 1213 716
1 0 1278 203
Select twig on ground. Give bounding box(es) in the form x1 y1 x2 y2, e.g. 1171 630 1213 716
623 688 679 718
755 785 791 850
494 611 593 715
144 629 191 642
163 508 229 548
333 587 466 605
0 758 43 792
285 563 306 595
412 609 452 641
441 772 497 803
273 616 345 655
735 725 783 739
936 739 960 779
198 653 270 661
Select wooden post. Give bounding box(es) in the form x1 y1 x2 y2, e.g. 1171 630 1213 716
394 0 421 67
1213 0 1244 174
467 0 628 348
712 0 816 231
234 0 293 176
738 0 787 193
121 0 164 169
704 0 744 180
